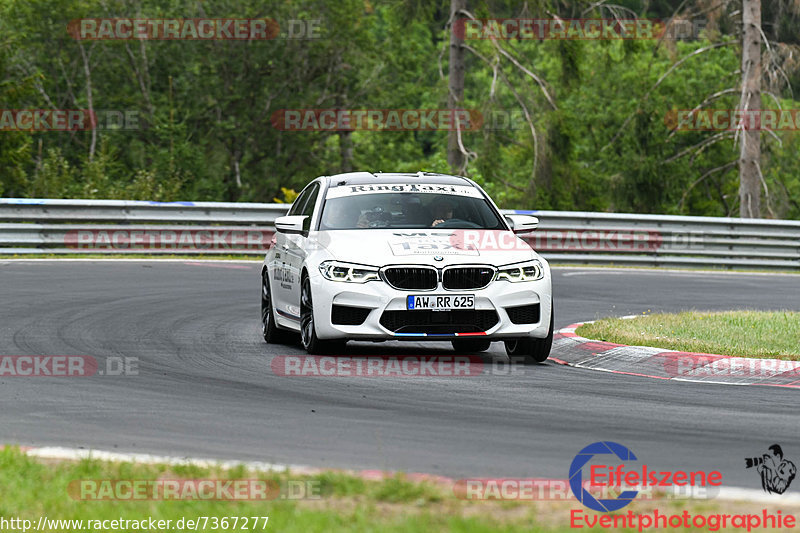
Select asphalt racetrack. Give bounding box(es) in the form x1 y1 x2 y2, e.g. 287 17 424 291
1 260 799 487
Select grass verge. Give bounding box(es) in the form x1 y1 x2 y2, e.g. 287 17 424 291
2 446 798 532
0 446 548 533
576 311 800 360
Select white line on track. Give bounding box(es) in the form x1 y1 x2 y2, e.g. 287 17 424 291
24 446 317 474
557 267 800 277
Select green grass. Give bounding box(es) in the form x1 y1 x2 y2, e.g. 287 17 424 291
576 311 800 359
2 446 783 532
0 447 547 532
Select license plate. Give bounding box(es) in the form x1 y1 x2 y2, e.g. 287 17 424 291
407 294 474 310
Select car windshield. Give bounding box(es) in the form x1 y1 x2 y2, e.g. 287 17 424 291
318 183 506 230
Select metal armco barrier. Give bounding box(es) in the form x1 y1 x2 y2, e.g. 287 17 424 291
0 198 798 270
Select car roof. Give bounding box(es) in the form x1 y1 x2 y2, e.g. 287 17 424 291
322 171 474 187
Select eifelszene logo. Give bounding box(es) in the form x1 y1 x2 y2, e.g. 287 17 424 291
745 444 797 494
569 441 722 512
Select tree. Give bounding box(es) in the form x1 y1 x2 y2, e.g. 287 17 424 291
447 0 467 173
738 0 761 218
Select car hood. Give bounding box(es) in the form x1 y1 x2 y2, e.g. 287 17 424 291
312 229 538 267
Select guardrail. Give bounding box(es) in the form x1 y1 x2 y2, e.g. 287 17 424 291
1 198 798 270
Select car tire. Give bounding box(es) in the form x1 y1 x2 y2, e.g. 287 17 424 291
300 276 346 355
504 304 554 364
451 339 492 353
262 270 293 344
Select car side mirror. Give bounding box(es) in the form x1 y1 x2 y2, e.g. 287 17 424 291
505 214 539 234
275 215 309 235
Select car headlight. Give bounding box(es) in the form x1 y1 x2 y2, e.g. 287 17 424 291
495 260 545 282
319 261 380 283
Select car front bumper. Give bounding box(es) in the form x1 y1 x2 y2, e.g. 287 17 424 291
308 269 552 341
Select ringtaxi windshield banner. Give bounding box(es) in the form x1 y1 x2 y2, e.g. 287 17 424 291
325 183 483 199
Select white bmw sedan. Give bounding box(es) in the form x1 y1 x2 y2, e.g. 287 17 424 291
261 172 553 363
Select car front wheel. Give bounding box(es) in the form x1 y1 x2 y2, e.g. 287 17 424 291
300 276 346 355
504 304 554 364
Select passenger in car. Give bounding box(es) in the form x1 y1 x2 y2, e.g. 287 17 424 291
322 204 361 229
400 197 430 226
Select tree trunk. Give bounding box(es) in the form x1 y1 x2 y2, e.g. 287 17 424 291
225 149 242 202
78 42 96 162
447 0 466 173
738 0 761 218
339 131 353 173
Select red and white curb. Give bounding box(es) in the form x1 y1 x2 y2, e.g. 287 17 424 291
12 445 800 505
551 321 800 389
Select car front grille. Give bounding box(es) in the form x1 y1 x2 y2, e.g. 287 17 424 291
442 266 495 290
331 305 371 325
382 267 438 290
379 309 499 334
505 304 540 325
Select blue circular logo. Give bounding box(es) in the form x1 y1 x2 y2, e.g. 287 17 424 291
569 441 639 512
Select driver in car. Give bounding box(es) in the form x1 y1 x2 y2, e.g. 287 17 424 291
431 199 455 227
